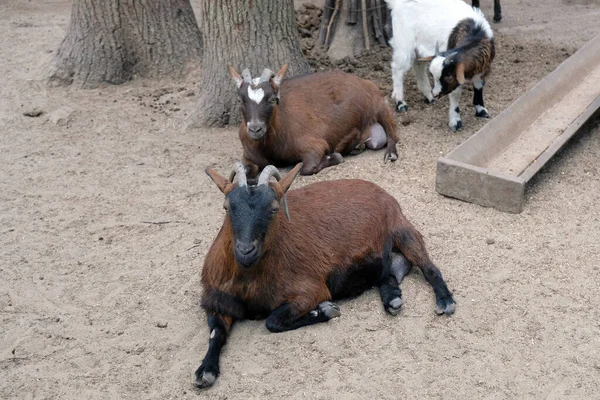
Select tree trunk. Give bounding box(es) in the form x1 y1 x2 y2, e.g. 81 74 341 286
47 0 203 89
319 0 390 61
187 0 311 128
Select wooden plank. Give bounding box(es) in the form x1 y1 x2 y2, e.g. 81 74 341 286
436 158 526 213
520 96 600 183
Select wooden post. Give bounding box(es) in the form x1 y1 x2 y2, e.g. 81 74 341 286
318 0 336 46
325 0 342 48
361 0 370 51
348 0 358 25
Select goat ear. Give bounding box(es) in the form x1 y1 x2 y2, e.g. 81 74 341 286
272 64 289 88
205 167 231 194
456 63 466 85
417 56 434 63
228 66 243 89
278 163 302 194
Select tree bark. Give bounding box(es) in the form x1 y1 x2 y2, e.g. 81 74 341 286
48 0 203 89
187 0 311 128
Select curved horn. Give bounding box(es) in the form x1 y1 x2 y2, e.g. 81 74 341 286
435 41 441 56
228 162 248 188
241 68 252 84
258 165 282 186
258 166 292 220
259 68 275 83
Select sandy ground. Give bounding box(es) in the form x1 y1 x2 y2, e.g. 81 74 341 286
1 0 600 399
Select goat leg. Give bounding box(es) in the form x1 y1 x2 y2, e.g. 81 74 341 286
242 153 267 179
300 150 344 175
448 87 463 132
379 252 412 315
265 301 341 333
377 112 399 162
494 0 502 22
194 314 234 389
472 74 490 118
392 225 456 315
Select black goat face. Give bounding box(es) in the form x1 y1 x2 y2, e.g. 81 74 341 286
225 185 280 268
205 161 302 270
430 55 462 98
238 82 279 140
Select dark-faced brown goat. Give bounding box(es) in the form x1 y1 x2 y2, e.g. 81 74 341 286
229 65 399 177
194 162 456 389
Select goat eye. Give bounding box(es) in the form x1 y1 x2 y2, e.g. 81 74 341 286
223 200 230 211
271 207 279 214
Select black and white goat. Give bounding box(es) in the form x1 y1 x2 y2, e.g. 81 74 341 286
385 0 496 131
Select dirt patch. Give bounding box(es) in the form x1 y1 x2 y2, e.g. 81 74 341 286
2 1 600 399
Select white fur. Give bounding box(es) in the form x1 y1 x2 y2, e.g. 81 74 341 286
475 105 488 114
385 0 493 128
448 87 463 131
247 87 265 104
429 57 445 98
472 74 485 89
233 77 244 89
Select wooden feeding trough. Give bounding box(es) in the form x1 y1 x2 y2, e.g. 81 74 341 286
436 33 600 213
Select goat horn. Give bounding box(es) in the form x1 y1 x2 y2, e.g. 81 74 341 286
229 162 248 188
258 165 282 186
259 68 275 83
258 166 292 221
435 41 441 56
241 69 252 84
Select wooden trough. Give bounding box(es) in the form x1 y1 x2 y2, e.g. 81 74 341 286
436 33 600 213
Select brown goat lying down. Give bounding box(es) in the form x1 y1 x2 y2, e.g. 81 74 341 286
230 65 399 177
194 163 456 389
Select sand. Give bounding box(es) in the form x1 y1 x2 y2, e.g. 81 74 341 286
1 0 600 399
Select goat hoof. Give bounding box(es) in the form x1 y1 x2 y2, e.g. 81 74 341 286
386 297 403 316
384 151 398 162
450 120 463 132
494 16 502 23
424 97 435 105
475 108 490 118
434 296 456 316
329 152 344 164
194 365 218 389
318 301 341 320
350 143 366 155
396 101 408 113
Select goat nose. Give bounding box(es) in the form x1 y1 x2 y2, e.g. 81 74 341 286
248 125 262 133
236 241 257 255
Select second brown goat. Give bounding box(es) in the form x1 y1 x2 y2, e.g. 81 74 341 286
229 65 400 177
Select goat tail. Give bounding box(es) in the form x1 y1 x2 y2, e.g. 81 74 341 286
391 223 432 269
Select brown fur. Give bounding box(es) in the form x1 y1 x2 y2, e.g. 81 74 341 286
201 179 427 319
194 169 455 388
448 19 496 81
239 71 399 177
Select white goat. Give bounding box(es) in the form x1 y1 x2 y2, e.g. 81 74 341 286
385 0 495 131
